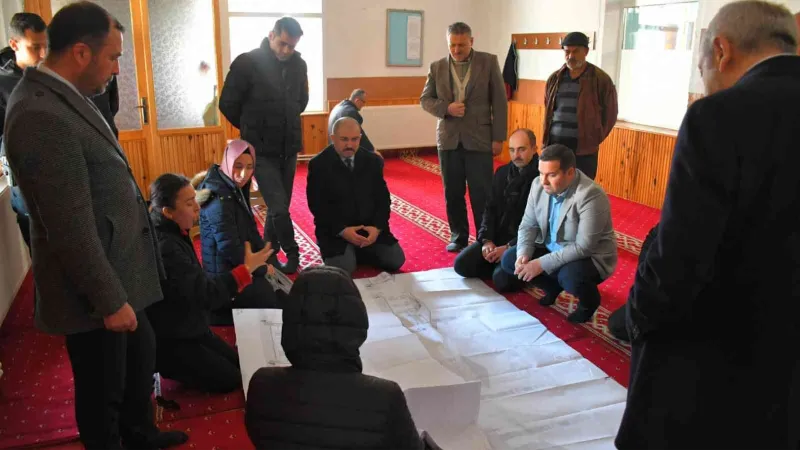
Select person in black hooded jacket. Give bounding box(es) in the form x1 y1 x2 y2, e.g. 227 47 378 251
146 173 273 393
0 13 46 253
454 128 539 292
245 266 423 450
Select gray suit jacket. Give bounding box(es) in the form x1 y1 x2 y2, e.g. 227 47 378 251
420 51 508 151
4 68 164 335
516 170 617 279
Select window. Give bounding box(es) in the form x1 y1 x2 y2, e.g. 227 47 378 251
227 0 323 112
617 2 698 130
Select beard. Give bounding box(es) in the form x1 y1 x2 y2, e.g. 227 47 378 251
566 59 585 70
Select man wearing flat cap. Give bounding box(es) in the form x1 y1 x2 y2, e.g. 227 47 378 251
542 32 617 180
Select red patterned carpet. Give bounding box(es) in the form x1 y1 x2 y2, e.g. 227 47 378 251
0 152 660 449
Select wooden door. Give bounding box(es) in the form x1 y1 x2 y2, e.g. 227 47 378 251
43 0 230 195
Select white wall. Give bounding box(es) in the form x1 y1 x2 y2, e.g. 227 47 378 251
323 0 490 78
689 0 800 93
0 177 30 326
495 0 604 81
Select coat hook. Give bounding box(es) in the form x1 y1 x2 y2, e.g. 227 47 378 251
546 37 550 45
523 37 527 46
559 37 563 45
534 37 538 46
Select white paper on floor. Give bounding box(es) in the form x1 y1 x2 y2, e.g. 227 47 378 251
234 268 626 450
353 268 627 450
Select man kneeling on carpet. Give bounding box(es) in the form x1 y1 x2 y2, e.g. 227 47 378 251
307 117 405 274
501 144 617 323
146 173 273 393
454 128 539 291
195 139 284 325
245 266 423 449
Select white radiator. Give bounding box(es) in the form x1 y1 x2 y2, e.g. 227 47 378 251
359 104 439 150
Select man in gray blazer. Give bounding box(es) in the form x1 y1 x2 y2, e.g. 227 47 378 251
500 144 617 323
3 3 186 449
421 22 508 252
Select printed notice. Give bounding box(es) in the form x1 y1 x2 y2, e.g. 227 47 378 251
407 15 422 60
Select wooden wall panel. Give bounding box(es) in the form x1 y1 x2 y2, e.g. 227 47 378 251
507 102 674 209
301 113 329 156
327 77 427 104
119 138 149 194
159 130 226 180
326 97 420 111
24 0 52 23
513 79 546 105
597 127 675 209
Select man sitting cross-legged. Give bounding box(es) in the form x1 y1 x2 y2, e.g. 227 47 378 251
307 117 405 274
500 144 617 323
454 128 539 291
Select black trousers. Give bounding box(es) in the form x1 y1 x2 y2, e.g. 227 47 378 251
438 146 493 245
453 241 520 292
254 154 299 258
10 186 31 253
575 153 599 180
156 329 241 394
501 246 603 312
64 311 159 450
210 276 285 326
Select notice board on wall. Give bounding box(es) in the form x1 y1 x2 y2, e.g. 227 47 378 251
386 9 424 67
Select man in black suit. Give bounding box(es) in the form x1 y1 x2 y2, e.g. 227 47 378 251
616 2 800 448
307 117 404 275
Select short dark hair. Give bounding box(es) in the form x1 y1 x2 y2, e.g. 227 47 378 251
273 16 303 38
539 144 576 171
510 128 537 147
447 22 472 37
48 1 124 55
150 173 191 210
9 13 46 39
350 88 366 102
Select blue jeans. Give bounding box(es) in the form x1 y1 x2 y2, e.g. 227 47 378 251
11 186 31 253
501 245 602 311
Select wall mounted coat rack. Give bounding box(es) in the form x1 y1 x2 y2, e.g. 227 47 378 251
511 32 596 50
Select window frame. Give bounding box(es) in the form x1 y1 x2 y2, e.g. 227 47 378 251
220 5 325 113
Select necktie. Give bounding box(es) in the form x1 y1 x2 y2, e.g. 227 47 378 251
344 157 353 171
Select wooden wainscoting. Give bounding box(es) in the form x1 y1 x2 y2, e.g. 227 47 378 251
301 113 330 157
506 101 675 209
327 77 427 103
597 125 676 208
223 112 363 159
159 127 227 180
118 132 150 195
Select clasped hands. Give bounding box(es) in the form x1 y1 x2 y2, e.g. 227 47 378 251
481 241 507 263
447 102 502 156
342 225 380 248
514 255 544 282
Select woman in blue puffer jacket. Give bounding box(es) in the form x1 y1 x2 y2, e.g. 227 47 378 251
195 139 283 325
